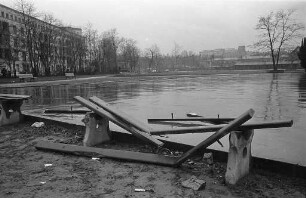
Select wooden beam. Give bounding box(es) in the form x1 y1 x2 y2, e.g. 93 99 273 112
35 141 177 166
148 118 234 122
0 94 30 100
89 96 153 133
44 109 91 114
174 109 255 165
74 96 164 147
150 120 293 135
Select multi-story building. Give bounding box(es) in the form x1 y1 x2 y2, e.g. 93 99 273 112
0 3 85 77
199 46 247 60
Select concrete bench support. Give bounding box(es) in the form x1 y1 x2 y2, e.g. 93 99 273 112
0 100 24 126
225 129 254 185
82 112 111 147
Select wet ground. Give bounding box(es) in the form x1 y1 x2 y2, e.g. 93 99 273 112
0 121 305 198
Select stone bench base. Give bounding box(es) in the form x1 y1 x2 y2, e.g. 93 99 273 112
225 130 254 185
82 112 112 147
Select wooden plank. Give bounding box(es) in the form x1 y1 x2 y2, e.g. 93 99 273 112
0 94 31 100
74 96 164 147
89 96 153 133
147 118 234 123
35 141 177 166
175 109 255 165
150 120 293 135
44 109 91 114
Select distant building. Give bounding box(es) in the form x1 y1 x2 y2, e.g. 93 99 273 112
0 3 85 76
199 46 246 60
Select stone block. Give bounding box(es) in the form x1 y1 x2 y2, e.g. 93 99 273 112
82 112 111 147
0 100 23 126
181 176 206 191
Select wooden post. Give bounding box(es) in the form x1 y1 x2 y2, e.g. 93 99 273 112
225 129 254 185
82 112 111 147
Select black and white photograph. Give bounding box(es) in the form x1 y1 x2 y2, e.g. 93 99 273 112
0 0 306 197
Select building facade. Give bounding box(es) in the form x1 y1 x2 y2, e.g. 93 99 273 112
0 3 85 77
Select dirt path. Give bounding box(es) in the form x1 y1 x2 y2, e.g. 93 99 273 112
0 121 305 198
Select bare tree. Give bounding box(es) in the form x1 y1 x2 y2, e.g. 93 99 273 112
15 0 41 76
84 23 99 73
100 29 122 73
145 44 161 72
298 37 306 72
255 9 305 71
119 38 140 72
39 13 62 76
172 42 181 70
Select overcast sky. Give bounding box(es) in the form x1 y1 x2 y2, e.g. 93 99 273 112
1 0 306 53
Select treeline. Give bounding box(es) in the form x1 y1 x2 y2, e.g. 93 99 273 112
3 0 201 77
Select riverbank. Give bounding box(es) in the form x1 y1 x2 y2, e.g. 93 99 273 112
1 69 304 88
0 120 305 197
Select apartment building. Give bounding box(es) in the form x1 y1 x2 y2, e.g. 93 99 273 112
0 3 85 76
199 46 247 60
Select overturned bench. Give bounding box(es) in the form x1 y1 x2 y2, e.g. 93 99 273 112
0 94 31 126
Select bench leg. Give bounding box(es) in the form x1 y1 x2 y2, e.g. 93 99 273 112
0 100 24 126
82 112 111 147
225 129 254 185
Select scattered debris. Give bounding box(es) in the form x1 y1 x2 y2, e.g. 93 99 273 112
31 122 45 128
203 152 214 165
181 176 206 191
44 164 53 167
92 157 100 160
187 113 201 117
134 188 154 192
39 181 46 185
187 159 195 165
134 188 145 192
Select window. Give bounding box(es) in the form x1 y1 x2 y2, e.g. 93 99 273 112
13 25 17 34
14 38 18 47
6 13 8 18
10 15 13 19
21 38 25 48
20 27 24 35
2 22 9 31
15 16 17 21
1 12 4 17
22 52 26 61
0 49 3 59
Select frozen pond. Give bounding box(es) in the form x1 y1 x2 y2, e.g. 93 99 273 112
1 72 306 166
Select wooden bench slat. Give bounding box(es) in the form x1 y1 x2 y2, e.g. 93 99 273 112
0 94 31 100
150 120 294 135
35 141 177 166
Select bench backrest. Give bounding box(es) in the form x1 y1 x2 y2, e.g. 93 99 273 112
18 74 34 78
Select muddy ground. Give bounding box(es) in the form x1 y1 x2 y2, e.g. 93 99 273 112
0 121 305 198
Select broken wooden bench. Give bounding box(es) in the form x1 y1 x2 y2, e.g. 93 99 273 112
35 96 293 184
36 108 254 167
0 94 30 126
